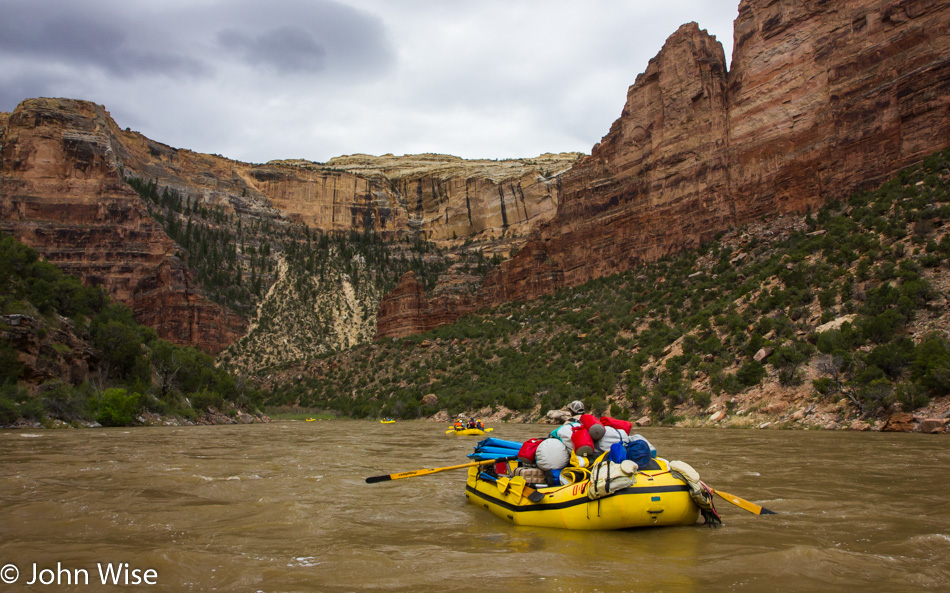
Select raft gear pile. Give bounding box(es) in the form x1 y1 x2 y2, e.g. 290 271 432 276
464 416 723 530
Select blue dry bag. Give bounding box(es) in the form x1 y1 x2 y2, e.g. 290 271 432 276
608 441 627 463
624 439 652 469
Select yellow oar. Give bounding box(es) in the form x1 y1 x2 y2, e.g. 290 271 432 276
365 457 514 484
707 486 777 515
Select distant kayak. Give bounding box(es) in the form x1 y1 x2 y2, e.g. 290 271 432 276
305 418 317 422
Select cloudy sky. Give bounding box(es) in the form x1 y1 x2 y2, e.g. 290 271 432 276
1 0 739 164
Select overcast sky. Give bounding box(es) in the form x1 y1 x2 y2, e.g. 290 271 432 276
1 0 739 164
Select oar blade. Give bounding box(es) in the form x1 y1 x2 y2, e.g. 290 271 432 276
366 468 433 483
507 476 524 498
712 488 777 515
525 488 545 503
495 477 510 494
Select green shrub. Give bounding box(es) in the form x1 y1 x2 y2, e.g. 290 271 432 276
40 382 87 420
894 383 930 411
0 395 18 424
812 377 836 396
96 388 142 427
692 390 711 409
0 340 23 384
856 378 892 413
816 323 861 354
609 402 629 420
911 334 950 395
865 339 914 379
859 309 905 344
778 366 803 387
721 373 744 395
190 389 225 412
736 361 767 387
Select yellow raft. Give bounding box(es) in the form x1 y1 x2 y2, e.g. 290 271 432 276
465 458 700 530
380 419 396 424
447 427 492 436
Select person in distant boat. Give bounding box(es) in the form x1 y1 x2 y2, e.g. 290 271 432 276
454 417 465 430
475 419 484 430
467 417 477 429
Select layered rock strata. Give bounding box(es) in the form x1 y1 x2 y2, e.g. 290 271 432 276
375 271 478 339
1 99 577 353
395 0 950 331
0 99 246 352
312 153 580 241
117 139 578 242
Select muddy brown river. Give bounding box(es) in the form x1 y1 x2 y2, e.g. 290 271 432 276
1 421 948 592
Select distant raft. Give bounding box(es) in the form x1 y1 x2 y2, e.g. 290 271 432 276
380 419 396 424
446 427 492 436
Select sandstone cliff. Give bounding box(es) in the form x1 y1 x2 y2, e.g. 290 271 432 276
0 99 246 352
116 134 577 242
311 152 579 241
378 0 950 335
0 98 577 354
374 271 479 339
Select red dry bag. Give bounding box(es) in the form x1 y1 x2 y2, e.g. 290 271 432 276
579 413 606 441
570 427 595 457
517 437 546 464
600 416 633 434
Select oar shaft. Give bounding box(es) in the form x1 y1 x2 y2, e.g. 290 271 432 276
365 457 513 484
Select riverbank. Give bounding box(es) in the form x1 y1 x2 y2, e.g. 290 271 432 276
3 408 271 429
429 392 950 434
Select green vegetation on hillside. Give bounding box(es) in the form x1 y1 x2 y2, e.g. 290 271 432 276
0 235 264 426
125 175 487 368
261 149 950 423
127 176 455 309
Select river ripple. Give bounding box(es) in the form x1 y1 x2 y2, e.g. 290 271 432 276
1 422 948 592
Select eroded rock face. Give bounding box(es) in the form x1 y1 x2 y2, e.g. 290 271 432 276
0 98 246 353
480 22 732 306
316 153 580 241
475 0 950 308
116 142 578 242
727 0 950 220
0 99 577 353
374 271 477 339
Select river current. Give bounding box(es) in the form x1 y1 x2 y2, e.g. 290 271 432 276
1 421 948 592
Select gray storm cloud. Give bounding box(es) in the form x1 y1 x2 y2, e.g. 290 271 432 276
218 27 328 74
